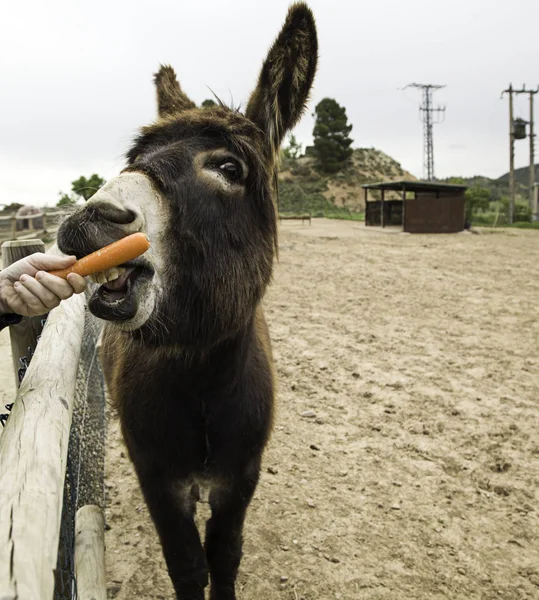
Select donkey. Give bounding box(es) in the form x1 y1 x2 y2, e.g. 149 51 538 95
57 3 317 599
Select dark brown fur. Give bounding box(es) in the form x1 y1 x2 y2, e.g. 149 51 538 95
57 4 317 599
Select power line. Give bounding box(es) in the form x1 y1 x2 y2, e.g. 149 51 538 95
403 83 446 181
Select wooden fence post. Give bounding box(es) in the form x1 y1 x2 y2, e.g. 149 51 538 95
1 239 48 388
75 506 107 600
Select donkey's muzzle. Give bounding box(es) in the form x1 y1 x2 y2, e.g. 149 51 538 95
57 174 149 258
57 173 159 327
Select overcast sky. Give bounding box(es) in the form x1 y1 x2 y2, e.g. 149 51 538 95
1 0 538 207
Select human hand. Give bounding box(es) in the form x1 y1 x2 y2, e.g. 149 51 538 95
0 253 87 317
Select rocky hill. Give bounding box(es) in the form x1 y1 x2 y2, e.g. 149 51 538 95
278 148 417 215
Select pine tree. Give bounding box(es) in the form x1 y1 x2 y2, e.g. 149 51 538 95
312 98 353 173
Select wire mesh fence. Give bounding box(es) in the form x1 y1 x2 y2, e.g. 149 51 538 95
53 301 106 600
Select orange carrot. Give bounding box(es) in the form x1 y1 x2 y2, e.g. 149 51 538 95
49 232 151 279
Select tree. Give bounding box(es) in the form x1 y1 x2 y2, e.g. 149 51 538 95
282 134 303 159
0 202 23 214
464 185 490 221
312 98 353 173
500 195 532 223
57 193 77 207
57 174 106 207
71 174 106 201
202 99 217 108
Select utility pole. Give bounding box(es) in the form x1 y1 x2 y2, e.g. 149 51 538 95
404 83 446 181
502 84 538 224
529 89 538 213
503 85 515 224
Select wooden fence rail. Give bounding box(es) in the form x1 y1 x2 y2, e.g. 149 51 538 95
0 211 64 245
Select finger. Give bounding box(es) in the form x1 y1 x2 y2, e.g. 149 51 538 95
19 275 62 309
13 282 50 316
33 272 75 301
66 273 87 294
28 253 78 272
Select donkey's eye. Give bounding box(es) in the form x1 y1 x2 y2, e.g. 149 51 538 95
219 160 242 182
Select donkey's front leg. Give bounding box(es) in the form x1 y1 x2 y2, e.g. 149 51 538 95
138 470 208 600
205 459 261 600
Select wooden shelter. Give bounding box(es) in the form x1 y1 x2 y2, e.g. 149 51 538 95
15 205 44 232
363 181 468 233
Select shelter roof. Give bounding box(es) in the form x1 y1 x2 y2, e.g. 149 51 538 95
362 180 468 193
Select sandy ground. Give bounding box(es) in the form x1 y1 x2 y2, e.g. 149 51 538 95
2 220 539 599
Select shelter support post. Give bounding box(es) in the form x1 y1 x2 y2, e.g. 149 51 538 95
402 187 406 231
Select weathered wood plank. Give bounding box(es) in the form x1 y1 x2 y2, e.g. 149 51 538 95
74 506 107 600
0 290 86 599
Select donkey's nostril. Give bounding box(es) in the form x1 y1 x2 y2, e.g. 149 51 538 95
95 203 137 225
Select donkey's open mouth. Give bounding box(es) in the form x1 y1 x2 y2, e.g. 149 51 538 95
88 257 154 322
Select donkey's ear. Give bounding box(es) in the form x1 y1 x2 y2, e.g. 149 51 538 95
154 65 196 118
245 2 318 155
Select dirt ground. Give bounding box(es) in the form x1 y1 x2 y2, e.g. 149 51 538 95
2 220 539 599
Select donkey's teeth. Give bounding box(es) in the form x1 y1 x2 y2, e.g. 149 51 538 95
89 267 126 285
101 267 135 292
95 271 107 285
105 268 122 283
